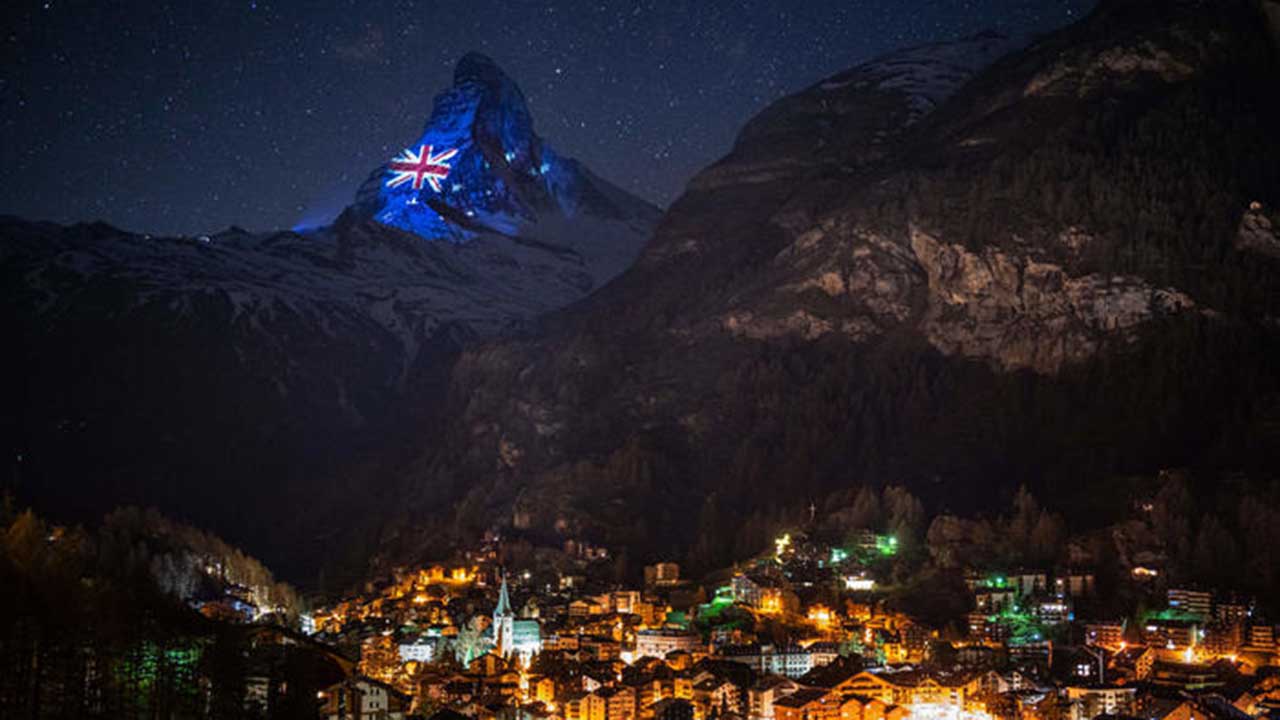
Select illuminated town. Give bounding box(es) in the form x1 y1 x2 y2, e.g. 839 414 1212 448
299 514 1280 720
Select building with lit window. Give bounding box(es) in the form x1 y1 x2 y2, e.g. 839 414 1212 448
722 644 839 679
775 688 841 720
645 563 681 587
398 637 437 663
732 574 795 614
318 677 411 720
1167 589 1212 619
1064 685 1136 720
1084 621 1124 649
564 691 608 720
636 629 703 660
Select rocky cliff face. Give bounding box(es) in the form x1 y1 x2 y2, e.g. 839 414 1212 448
733 218 1199 374
383 0 1280 572
909 226 1197 373
1 55 658 577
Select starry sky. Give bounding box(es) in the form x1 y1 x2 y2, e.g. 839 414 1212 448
1 0 1095 236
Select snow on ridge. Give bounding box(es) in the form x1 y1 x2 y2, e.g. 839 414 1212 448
11 215 650 373
822 33 1023 121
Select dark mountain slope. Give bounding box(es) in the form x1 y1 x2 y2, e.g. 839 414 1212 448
2 55 659 580
383 0 1280 573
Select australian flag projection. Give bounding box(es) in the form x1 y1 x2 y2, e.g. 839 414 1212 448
355 53 589 244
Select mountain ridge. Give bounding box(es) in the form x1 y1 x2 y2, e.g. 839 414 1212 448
373 0 1280 576
1 54 660 580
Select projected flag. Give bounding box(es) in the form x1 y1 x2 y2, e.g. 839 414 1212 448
385 144 459 192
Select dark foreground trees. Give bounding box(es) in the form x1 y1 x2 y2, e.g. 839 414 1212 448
0 503 345 719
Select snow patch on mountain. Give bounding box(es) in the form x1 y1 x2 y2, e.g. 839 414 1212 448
821 32 1024 121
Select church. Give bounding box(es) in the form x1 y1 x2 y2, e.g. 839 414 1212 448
492 575 543 663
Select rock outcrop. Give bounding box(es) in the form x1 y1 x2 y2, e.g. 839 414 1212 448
1237 202 1280 259
383 0 1280 571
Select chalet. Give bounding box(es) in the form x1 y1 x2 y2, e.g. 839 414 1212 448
469 652 511 677
692 676 740 716
531 675 557 705
747 676 801 720
318 676 411 720
564 690 608 720
598 686 638 720
1109 646 1157 683
832 672 898 704
774 688 840 720
1147 661 1229 692
1063 685 1137 720
828 670 982 710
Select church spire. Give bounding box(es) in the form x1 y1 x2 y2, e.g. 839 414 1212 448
494 573 513 619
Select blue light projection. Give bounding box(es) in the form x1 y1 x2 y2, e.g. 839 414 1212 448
360 54 590 244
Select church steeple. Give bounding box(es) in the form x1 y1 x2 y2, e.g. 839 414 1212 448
494 574 513 619
490 571 541 662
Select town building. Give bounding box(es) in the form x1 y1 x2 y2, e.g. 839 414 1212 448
722 644 839 679
636 629 704 660
1084 622 1125 649
731 574 796 615
1142 618 1199 649
399 636 437 663
564 691 609 720
1167 588 1212 619
1064 685 1137 720
748 676 801 720
1054 572 1096 598
645 563 682 587
318 677 411 720
774 687 841 720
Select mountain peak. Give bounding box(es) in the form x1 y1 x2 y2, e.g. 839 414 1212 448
352 54 650 245
453 52 510 88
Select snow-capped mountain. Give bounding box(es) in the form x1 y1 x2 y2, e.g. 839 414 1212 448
354 53 654 251
1 54 659 576
379 2 1280 573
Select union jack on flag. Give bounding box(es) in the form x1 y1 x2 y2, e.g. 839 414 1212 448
385 144 459 192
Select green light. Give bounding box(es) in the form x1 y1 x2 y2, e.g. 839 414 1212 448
830 548 849 564
1145 606 1203 623
874 535 898 556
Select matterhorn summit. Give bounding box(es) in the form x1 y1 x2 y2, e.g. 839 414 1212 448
354 53 657 253
0 53 659 573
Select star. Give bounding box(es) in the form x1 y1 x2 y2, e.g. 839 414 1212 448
1 0 1098 234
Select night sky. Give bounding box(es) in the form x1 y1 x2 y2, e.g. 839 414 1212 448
2 0 1094 236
